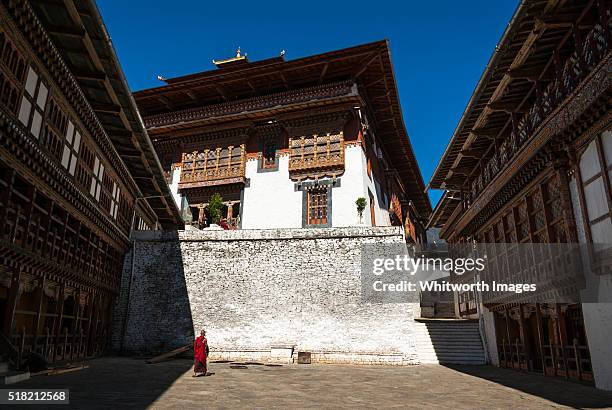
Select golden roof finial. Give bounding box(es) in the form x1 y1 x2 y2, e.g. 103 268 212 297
213 47 249 67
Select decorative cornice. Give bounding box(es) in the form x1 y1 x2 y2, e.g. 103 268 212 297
143 80 356 128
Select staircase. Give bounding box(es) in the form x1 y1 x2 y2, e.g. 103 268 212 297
415 319 486 365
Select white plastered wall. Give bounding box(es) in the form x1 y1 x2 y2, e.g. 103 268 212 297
241 155 302 229
570 130 612 391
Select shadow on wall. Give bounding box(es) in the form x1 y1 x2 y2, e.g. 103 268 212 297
443 364 612 408
114 230 195 356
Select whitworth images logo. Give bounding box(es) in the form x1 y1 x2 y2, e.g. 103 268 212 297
361 243 611 304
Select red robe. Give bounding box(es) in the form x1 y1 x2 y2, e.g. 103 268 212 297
193 336 208 373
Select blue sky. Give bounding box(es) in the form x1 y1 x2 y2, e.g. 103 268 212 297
97 0 519 207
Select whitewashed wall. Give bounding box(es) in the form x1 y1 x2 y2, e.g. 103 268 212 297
332 145 369 227
167 145 394 230
241 156 302 229
570 131 612 391
169 167 182 209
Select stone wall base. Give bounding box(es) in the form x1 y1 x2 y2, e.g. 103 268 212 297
209 350 418 366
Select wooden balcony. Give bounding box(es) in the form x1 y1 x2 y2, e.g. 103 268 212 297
288 133 344 180
179 145 246 188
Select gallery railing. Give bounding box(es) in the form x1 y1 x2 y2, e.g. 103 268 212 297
179 145 246 187
288 133 344 179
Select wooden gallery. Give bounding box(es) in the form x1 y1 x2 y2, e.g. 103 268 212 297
428 0 612 391
0 0 180 367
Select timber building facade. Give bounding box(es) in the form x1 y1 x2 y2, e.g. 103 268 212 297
0 0 180 368
428 0 611 390
134 42 430 240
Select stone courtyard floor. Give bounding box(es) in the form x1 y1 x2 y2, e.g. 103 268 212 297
10 357 612 409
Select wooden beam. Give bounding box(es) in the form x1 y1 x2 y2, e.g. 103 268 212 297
471 127 504 139
2 269 21 336
91 102 122 114
46 24 86 38
535 14 579 29
354 52 380 78
488 100 528 114
460 149 484 159
73 69 107 82
214 85 227 101
507 67 551 82
319 63 329 83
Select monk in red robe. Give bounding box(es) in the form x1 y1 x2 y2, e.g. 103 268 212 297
193 329 209 377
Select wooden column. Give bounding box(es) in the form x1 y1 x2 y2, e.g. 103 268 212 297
32 277 46 353
519 304 532 371
555 304 570 379
2 269 21 336
555 154 579 243
534 303 546 374
52 284 66 362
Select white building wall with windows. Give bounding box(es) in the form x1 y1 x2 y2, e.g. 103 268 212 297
167 145 394 230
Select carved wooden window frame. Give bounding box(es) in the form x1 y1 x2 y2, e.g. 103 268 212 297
576 132 612 242
298 179 338 228
60 120 81 176
18 65 48 140
258 138 279 172
89 155 105 201
110 181 120 219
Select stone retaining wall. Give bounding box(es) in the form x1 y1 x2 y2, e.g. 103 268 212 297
113 227 421 364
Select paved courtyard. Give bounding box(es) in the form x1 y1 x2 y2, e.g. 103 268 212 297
11 357 612 409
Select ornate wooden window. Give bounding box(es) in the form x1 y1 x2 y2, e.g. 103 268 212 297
109 181 120 219
60 120 81 175
17 66 48 139
179 144 246 187
288 132 344 180
0 30 26 114
260 138 277 171
577 132 612 243
306 187 328 226
89 156 104 201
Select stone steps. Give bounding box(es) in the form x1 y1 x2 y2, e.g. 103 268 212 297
415 320 485 365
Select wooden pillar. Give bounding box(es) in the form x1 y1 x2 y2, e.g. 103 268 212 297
198 206 206 226
555 154 579 243
556 304 570 379
86 293 97 357
519 304 532 371
2 269 21 336
534 303 546 374
504 308 512 367
52 284 66 362
70 290 82 360
32 277 46 353
226 202 233 220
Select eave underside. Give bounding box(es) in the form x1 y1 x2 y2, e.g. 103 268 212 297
27 0 182 228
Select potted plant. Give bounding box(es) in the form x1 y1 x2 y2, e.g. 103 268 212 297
206 193 224 226
355 197 366 224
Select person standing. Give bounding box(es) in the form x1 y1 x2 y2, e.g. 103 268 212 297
193 329 209 377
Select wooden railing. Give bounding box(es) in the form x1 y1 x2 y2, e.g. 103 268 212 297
179 145 246 187
288 133 344 177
